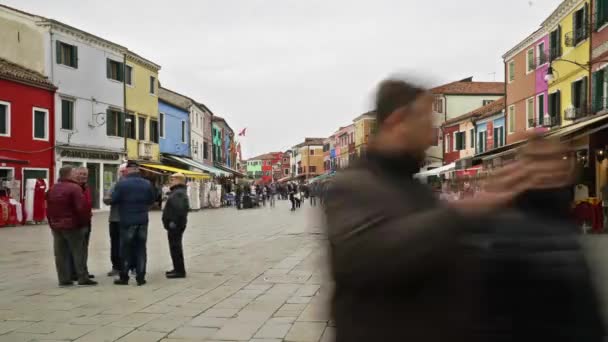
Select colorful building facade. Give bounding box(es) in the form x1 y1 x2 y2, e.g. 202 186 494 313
353 111 376 157
158 90 190 158
0 58 56 200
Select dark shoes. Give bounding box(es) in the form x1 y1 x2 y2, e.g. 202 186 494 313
114 278 129 285
71 274 95 281
166 271 186 279
136 279 146 286
78 279 98 286
107 269 119 277
59 281 74 287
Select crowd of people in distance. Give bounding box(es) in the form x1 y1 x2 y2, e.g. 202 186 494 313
46 161 190 287
232 181 329 211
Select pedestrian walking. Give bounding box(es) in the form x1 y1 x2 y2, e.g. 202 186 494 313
235 185 242 210
288 183 296 211
269 183 277 207
46 166 97 287
111 161 156 286
324 78 603 342
163 173 190 279
103 164 127 276
309 182 317 206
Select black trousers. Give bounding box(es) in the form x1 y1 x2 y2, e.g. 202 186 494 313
68 226 90 279
119 224 148 281
167 227 186 274
109 222 121 271
53 228 88 283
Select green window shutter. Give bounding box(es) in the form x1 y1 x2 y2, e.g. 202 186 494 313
56 41 61 64
72 45 78 68
557 25 562 56
582 76 588 112
106 59 111 79
106 109 113 136
584 3 589 38
596 0 600 30
557 90 562 125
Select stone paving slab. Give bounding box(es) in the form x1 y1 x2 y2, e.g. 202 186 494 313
0 203 329 341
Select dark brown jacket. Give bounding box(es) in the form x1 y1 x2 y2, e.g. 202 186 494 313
325 153 605 342
325 153 480 342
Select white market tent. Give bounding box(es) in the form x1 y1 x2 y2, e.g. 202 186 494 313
414 162 455 182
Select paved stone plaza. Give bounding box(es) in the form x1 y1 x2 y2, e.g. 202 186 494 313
0 200 333 342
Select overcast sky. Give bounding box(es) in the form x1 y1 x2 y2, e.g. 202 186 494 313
3 0 561 158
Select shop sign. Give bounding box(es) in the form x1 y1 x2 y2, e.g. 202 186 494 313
60 149 121 161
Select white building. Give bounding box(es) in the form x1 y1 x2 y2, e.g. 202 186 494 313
190 102 213 166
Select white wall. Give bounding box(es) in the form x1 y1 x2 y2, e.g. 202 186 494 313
45 30 125 151
0 7 46 74
445 95 502 120
190 104 204 162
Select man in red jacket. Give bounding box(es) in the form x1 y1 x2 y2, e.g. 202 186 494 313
76 167 94 279
46 166 97 286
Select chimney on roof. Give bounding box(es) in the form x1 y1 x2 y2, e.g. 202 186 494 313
459 77 474 82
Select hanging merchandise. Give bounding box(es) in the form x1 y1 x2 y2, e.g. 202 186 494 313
188 181 201 210
200 181 210 208
24 178 36 222
33 179 47 223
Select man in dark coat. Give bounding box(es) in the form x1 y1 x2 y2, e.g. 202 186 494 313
46 166 97 287
111 161 156 286
163 173 190 279
324 78 604 342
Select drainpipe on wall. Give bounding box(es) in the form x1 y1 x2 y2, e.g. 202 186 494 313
123 53 128 161
589 0 594 114
49 31 57 182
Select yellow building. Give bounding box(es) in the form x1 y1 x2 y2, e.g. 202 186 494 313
353 111 376 156
125 52 161 162
546 0 590 126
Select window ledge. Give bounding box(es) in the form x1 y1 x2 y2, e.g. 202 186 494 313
57 63 77 71
598 22 608 33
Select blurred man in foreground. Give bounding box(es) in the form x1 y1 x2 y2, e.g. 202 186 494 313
324 79 604 341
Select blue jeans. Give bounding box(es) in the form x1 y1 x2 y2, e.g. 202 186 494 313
119 224 148 281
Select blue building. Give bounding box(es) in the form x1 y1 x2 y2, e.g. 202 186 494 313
158 96 190 158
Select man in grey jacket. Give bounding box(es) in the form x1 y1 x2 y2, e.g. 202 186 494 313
104 164 127 276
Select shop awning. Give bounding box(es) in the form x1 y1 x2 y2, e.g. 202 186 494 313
545 113 608 140
213 163 247 178
140 164 210 179
163 155 230 177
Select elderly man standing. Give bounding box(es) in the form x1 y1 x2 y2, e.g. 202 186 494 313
46 166 97 287
163 173 190 279
111 161 156 286
104 164 127 276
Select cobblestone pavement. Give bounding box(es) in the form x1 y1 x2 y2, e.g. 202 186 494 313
0 200 333 342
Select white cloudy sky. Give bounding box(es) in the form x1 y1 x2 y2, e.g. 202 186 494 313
3 0 561 158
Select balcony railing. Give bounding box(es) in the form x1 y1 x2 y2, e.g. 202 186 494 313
550 46 562 61
564 104 588 121
593 97 608 113
543 114 561 127
574 27 588 45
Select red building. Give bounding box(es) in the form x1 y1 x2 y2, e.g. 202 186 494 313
442 124 460 165
0 58 56 201
280 151 291 179
249 152 283 184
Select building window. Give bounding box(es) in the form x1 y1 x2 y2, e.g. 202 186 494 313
203 142 209 159
159 113 165 138
526 97 535 129
573 4 589 45
526 48 535 73
106 109 124 137
597 0 608 30
149 76 156 95
310 149 315 155
309 166 316 173
477 131 487 153
494 126 505 148
60 99 74 130
508 60 515 83
138 116 146 141
593 69 606 112
571 77 588 117
537 93 545 126
150 120 159 143
444 134 451 152
469 128 475 148
125 65 133 85
432 127 439 146
550 26 562 61
508 105 516 134
125 113 136 139
537 42 547 66
56 41 78 68
106 59 124 82
284 169 289 175
482 100 494 106
0 101 9 137
181 121 186 143
433 97 444 113
454 131 465 151
32 108 49 141
548 91 562 126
